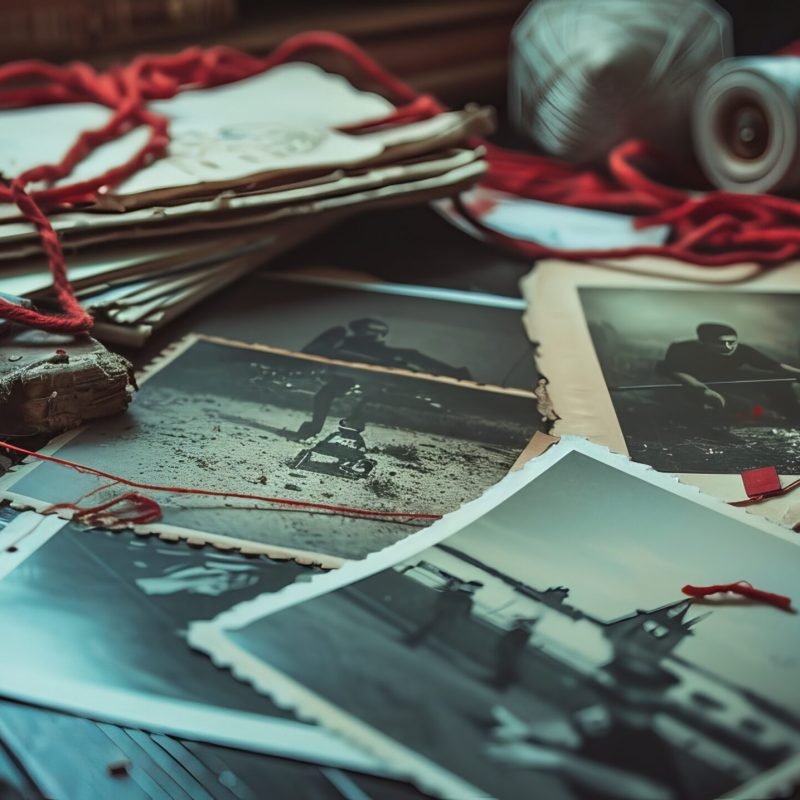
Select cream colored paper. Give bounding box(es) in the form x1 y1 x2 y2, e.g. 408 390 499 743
0 64 393 192
0 149 484 252
522 259 800 527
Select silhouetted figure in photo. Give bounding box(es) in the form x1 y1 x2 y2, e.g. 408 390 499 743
657 322 800 420
294 375 364 440
492 617 537 690
405 578 483 647
304 318 473 379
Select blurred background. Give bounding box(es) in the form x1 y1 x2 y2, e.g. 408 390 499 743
5 0 800 113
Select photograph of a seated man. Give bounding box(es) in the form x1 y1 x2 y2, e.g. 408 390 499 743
658 322 800 422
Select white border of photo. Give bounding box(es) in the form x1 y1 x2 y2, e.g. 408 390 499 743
186 436 800 799
0 510 384 775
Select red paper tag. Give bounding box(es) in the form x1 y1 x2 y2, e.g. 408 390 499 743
741 466 782 498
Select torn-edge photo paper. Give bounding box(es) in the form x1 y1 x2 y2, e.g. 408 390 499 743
523 259 800 529
0 62 491 213
0 508 381 776
0 334 542 559
146 271 538 392
189 437 800 800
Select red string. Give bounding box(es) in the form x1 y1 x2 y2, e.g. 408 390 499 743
0 31 438 334
682 581 793 611
1 180 93 333
0 440 441 521
46 492 162 526
7 32 800 334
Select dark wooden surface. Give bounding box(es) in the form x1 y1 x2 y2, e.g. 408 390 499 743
0 700 428 800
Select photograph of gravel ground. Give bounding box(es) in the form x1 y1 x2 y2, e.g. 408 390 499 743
3 335 540 559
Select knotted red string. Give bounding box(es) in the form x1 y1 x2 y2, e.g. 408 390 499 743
46 492 162 526
0 31 438 334
6 32 800 334
682 581 793 611
0 440 440 521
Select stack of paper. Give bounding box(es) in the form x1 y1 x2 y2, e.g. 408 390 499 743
0 62 492 346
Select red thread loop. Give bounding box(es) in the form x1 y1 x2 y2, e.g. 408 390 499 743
0 180 93 334
45 491 162 527
682 581 793 611
9 31 800 335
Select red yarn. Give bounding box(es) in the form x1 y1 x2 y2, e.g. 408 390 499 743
1 180 93 333
6 32 800 334
46 492 163 526
682 581 793 611
0 31 437 334
0 440 441 521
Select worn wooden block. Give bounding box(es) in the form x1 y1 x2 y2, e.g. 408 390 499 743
0 330 135 436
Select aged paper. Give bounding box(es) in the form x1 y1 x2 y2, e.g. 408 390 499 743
522 259 800 528
0 334 541 559
0 153 485 254
0 62 490 209
0 64 391 196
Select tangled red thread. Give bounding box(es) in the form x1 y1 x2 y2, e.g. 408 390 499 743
682 581 792 611
45 492 162 526
6 34 800 334
0 440 441 522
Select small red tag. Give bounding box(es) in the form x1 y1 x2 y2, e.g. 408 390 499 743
741 466 782 498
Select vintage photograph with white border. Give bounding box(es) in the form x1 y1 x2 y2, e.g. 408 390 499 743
0 508 384 776
0 333 542 560
522 259 800 529
188 437 800 800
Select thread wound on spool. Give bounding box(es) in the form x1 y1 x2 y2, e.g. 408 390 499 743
694 56 800 194
509 0 732 164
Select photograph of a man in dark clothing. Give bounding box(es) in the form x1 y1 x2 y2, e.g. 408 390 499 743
303 318 474 380
295 317 474 440
657 322 800 421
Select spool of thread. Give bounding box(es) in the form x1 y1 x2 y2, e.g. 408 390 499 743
509 0 732 165
693 56 800 193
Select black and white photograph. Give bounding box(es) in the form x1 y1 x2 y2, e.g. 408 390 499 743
0 520 308 714
0 516 404 780
191 443 800 800
2 334 541 559
142 273 538 391
578 287 800 474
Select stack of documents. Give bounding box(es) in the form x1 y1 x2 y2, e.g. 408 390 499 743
0 63 492 346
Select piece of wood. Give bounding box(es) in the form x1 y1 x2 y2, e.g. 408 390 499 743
0 330 134 437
